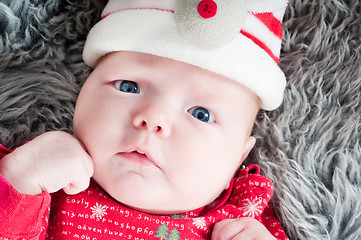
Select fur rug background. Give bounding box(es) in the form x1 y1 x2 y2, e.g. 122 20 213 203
0 0 360 239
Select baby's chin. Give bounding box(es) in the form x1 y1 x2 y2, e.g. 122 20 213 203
92 172 217 215
107 189 207 215
122 203 189 215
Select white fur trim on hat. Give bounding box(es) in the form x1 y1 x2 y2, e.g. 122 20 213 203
83 0 288 110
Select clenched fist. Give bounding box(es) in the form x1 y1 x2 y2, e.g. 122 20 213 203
0 131 94 195
211 217 277 240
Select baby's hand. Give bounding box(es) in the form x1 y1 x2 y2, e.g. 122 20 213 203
211 217 277 240
0 131 94 195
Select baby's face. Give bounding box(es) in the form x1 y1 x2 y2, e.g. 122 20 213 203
73 51 260 214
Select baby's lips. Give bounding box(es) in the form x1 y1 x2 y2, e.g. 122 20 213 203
119 146 162 170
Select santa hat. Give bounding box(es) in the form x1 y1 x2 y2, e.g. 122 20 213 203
83 0 288 110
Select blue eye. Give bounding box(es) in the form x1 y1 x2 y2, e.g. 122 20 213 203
188 106 215 123
114 80 139 93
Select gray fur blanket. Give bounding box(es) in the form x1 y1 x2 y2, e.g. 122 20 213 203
0 0 360 239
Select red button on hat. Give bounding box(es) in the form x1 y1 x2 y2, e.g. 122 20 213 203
198 0 217 19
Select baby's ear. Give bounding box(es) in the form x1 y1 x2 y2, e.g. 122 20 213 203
241 136 256 162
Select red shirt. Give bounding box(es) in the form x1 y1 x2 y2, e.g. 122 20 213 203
0 146 288 240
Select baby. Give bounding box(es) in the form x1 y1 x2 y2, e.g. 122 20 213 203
0 0 288 239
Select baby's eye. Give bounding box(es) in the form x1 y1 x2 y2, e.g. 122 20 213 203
114 80 139 94
188 106 215 123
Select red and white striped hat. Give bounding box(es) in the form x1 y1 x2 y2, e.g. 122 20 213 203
83 0 288 110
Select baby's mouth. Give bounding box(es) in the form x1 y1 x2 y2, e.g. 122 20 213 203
127 150 149 161
118 149 160 170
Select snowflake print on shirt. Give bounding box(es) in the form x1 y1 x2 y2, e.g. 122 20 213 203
239 198 263 218
193 217 206 230
90 202 108 220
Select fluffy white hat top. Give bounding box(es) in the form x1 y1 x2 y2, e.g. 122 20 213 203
83 0 288 110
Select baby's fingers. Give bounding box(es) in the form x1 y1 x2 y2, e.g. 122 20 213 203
63 178 91 195
212 218 246 240
63 154 94 195
212 218 276 240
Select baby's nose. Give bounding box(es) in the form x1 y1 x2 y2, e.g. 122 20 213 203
133 105 172 138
